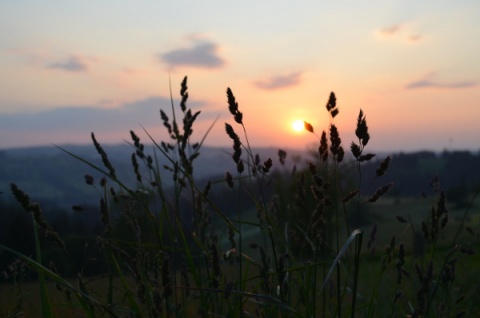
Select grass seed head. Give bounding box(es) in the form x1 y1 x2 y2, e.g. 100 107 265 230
367 183 393 202
84 174 94 185
355 109 370 146
351 142 361 159
329 124 342 158
180 76 188 112
326 92 339 118
342 190 359 203
91 132 116 178
10 183 31 212
304 121 314 133
278 149 287 165
262 158 273 173
225 172 234 188
358 153 375 162
226 87 243 124
319 131 328 161
236 160 245 173
376 156 391 176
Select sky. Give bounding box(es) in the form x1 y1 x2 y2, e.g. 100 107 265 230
1 1 479 152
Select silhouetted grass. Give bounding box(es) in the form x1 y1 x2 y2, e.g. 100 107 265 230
1 76 479 317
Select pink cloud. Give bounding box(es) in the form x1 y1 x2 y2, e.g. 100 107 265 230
159 40 225 70
376 23 423 43
254 72 302 90
408 34 423 42
48 56 88 72
406 73 477 89
379 24 402 36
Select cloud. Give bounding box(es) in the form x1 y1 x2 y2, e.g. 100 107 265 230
379 24 402 36
48 56 88 72
0 97 197 132
159 40 225 69
8 49 96 72
254 72 302 90
406 74 477 89
408 34 423 42
0 96 220 141
376 23 423 43
8 47 49 65
0 95 228 148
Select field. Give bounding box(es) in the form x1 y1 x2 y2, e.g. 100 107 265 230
1 78 479 317
2 194 479 317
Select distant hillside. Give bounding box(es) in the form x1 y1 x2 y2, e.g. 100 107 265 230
0 143 305 210
378 150 480 198
1 144 479 212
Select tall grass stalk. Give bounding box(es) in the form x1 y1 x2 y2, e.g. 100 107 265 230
32 218 54 318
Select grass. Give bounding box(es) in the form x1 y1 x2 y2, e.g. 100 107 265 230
3 244 479 317
1 76 480 317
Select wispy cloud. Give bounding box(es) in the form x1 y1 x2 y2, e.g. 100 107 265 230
159 40 225 70
0 95 227 148
408 34 423 42
376 23 423 43
48 56 88 72
0 96 213 134
379 24 402 36
8 49 98 73
8 47 52 66
254 72 302 90
406 74 477 89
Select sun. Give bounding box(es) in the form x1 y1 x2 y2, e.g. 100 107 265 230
292 120 304 132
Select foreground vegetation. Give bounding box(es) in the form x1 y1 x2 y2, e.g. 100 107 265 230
1 77 479 317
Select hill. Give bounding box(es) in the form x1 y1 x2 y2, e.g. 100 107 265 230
0 144 304 210
1 144 479 213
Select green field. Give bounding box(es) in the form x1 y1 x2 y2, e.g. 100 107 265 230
2 194 479 317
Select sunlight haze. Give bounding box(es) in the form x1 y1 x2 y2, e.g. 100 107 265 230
1 1 479 151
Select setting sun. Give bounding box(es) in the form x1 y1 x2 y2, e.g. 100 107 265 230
292 120 304 132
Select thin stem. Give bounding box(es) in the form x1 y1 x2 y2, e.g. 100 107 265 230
239 121 285 302
351 231 363 318
238 171 244 316
451 185 480 247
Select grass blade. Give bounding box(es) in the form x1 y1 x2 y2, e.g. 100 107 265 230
320 229 363 292
32 219 54 318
